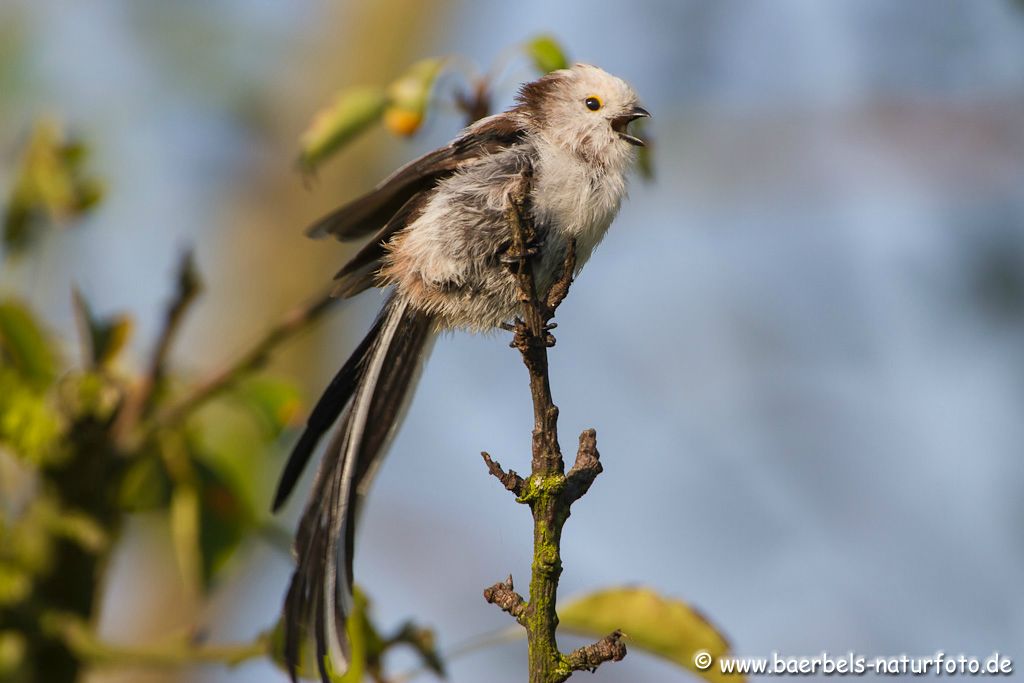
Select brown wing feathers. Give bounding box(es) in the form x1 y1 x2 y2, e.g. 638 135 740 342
330 191 430 298
306 114 526 254
304 146 454 241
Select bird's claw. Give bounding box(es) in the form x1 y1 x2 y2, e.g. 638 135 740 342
497 237 544 272
499 247 538 265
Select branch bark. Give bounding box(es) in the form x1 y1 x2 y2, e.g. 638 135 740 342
482 186 625 682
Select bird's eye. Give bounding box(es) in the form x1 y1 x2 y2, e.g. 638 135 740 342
584 96 602 111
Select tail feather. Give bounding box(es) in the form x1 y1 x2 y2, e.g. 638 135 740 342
280 295 432 683
271 311 387 513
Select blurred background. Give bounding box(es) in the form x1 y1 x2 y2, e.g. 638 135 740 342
2 0 1023 681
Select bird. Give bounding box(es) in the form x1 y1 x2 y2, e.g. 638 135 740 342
272 63 648 682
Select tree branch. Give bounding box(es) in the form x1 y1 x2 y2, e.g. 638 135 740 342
481 451 526 497
482 575 527 621
42 612 270 668
126 285 339 450
482 184 624 682
112 250 202 447
564 429 602 504
562 630 626 673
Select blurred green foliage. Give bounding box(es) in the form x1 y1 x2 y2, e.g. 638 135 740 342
384 57 446 137
0 146 303 676
0 286 303 679
525 35 569 73
2 120 103 255
298 86 389 172
296 57 446 172
268 588 444 683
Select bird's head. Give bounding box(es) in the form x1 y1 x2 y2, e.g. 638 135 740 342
516 63 650 165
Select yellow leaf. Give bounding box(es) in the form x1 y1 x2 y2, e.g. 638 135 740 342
383 57 445 137
558 587 741 683
383 108 423 136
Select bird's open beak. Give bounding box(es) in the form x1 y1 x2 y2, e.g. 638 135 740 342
611 105 651 147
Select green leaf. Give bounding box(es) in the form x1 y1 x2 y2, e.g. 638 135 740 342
227 376 302 438
169 480 202 595
383 57 445 137
56 371 121 423
558 587 741 683
0 369 65 465
339 589 376 682
0 630 27 677
2 119 104 254
71 289 133 369
0 300 57 387
0 492 58 576
117 454 171 511
525 35 569 74
298 86 388 171
188 401 266 515
268 615 315 680
194 459 252 587
0 564 32 606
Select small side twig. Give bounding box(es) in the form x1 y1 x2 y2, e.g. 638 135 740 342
563 630 627 673
483 576 527 621
564 429 602 504
542 242 576 318
112 250 202 447
481 451 526 496
455 77 492 127
378 621 445 679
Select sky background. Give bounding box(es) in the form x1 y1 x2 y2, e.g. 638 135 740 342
2 1 1024 681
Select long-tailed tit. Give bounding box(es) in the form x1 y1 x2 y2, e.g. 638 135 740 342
272 64 648 682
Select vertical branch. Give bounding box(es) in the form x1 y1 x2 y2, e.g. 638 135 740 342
111 250 201 447
504 181 563 476
482 184 625 682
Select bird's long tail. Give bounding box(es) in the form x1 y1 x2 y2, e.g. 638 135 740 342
275 294 432 683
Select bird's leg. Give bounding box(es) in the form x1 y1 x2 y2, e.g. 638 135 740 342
505 317 536 352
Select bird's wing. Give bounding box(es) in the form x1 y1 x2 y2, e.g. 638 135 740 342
306 113 528 241
329 191 430 298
